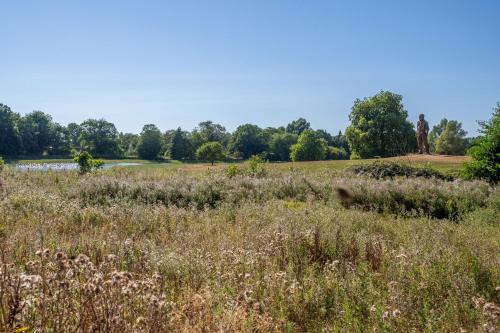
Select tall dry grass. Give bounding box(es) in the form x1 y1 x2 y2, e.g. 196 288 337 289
0 166 498 332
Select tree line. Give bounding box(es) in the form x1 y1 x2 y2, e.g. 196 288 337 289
0 91 480 162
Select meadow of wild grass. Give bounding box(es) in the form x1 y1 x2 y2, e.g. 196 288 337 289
0 161 498 332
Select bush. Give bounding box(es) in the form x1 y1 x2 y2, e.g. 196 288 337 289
225 165 240 178
247 155 266 177
74 151 104 174
0 156 4 173
349 161 454 181
462 105 499 184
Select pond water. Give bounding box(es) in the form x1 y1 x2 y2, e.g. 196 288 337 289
15 162 142 171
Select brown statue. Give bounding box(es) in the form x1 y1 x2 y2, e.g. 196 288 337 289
416 114 430 154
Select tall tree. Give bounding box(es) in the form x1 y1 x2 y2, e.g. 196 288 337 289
198 121 229 145
315 129 333 145
137 124 163 160
290 130 327 161
229 124 267 159
286 118 311 135
67 123 82 148
267 132 297 161
169 127 193 160
48 123 72 156
0 104 21 156
345 91 416 158
331 130 350 154
119 133 139 157
428 118 448 152
19 111 54 155
79 119 122 158
434 120 467 155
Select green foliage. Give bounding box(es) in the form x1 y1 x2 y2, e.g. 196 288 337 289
73 151 104 174
345 91 417 158
137 124 163 160
350 161 454 181
229 124 267 159
79 119 122 158
326 147 349 160
267 132 297 161
430 119 468 155
315 129 333 145
247 155 266 176
0 156 4 173
0 104 21 156
196 121 230 145
195 141 225 165
225 164 240 178
290 130 327 161
286 117 311 135
169 127 193 160
463 104 500 184
331 131 350 154
18 111 53 155
428 118 447 152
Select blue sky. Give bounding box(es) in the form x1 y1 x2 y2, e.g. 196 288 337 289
1 0 499 135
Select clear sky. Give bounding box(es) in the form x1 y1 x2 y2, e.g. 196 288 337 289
1 0 499 135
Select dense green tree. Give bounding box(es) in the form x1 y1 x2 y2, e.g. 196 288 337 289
137 124 163 160
190 121 230 153
326 146 349 160
428 118 448 152
196 141 225 165
290 130 327 161
331 131 350 155
434 120 467 155
286 118 311 135
48 123 72 155
229 124 267 159
119 133 139 157
345 91 416 158
463 104 500 183
315 129 333 145
169 127 193 160
79 119 122 158
198 121 230 145
18 111 56 155
267 132 297 161
0 104 21 156
67 123 82 148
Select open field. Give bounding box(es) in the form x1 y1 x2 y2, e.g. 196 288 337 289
0 156 498 332
10 154 471 173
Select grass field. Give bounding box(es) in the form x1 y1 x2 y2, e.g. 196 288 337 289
1 155 498 332
11 153 471 172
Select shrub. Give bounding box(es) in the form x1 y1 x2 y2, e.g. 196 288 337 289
74 151 104 174
247 155 266 177
349 161 454 181
462 105 500 184
225 165 240 178
0 156 4 173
